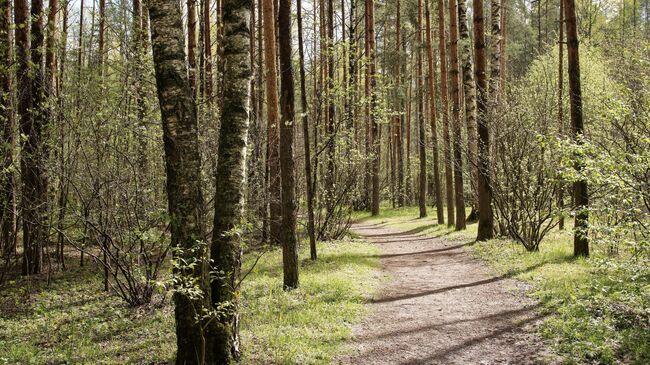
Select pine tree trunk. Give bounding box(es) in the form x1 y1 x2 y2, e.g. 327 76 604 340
474 0 495 240
278 0 299 289
425 0 444 224
448 0 466 230
564 0 589 256
437 0 455 226
417 0 427 218
367 0 379 216
262 0 281 243
395 0 405 208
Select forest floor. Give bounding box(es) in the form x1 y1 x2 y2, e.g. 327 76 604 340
338 213 555 365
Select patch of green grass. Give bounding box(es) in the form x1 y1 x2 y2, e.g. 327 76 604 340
0 268 176 364
240 239 383 364
470 229 650 365
0 238 382 365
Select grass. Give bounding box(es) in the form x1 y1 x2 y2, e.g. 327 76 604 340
0 238 382 364
0 266 176 364
240 239 383 364
470 230 650 365
355 205 650 365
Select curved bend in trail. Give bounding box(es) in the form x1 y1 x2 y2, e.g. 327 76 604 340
338 222 552 365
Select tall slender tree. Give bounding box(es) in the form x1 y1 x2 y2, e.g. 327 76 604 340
564 0 589 256
448 0 466 229
297 0 317 260
187 0 197 93
325 0 336 215
474 0 495 240
203 0 213 102
417 0 428 218
20 0 48 275
0 0 15 256
278 0 299 288
367 0 379 216
395 0 405 207
558 0 565 230
437 0 455 226
499 0 507 94
458 0 478 219
45 0 58 91
262 0 281 243
490 0 502 99
425 0 444 224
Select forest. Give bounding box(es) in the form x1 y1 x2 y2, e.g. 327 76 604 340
0 0 648 362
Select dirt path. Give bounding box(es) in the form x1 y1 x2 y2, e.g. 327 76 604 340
338 222 553 365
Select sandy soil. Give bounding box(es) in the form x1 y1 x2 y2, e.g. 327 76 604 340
337 221 554 365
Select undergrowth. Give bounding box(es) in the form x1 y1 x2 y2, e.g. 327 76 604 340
0 239 382 364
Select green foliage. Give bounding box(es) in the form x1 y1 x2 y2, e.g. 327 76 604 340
0 239 381 364
470 230 650 365
240 240 382 364
0 269 176 364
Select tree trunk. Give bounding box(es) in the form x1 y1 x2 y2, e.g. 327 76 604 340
278 0 299 289
76 0 84 267
417 0 427 218
564 0 588 256
208 0 253 358
558 0 564 230
203 0 213 102
19 0 48 275
367 0 379 216
55 0 69 267
425 0 444 224
474 0 495 240
490 0 501 98
437 0 454 226
98 0 108 291
394 0 405 207
187 0 197 94
458 0 478 220
297 0 317 260
46 0 58 91
0 0 16 256
133 0 149 199
148 0 212 362
262 0 281 243
500 0 506 95
325 0 336 216
448 0 466 230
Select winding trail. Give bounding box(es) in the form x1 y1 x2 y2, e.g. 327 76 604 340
338 221 553 365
